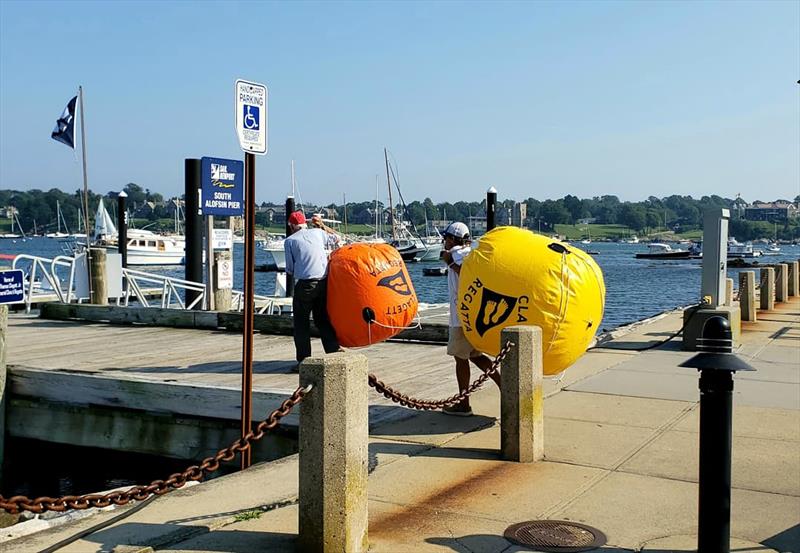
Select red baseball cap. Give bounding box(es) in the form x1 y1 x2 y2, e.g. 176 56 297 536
288 211 306 225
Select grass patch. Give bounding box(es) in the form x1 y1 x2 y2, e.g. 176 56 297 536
234 509 263 522
554 224 636 240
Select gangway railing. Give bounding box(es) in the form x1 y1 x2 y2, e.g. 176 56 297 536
10 253 291 315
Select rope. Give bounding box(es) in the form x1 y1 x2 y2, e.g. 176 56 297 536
368 340 514 410
0 385 311 515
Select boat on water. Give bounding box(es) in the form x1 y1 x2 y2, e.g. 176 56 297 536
72 199 190 265
45 201 70 238
635 243 695 259
727 239 762 259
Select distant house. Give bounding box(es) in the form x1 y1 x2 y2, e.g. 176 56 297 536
1 206 17 218
134 201 156 218
744 201 798 222
263 205 286 225
165 198 184 218
318 207 339 221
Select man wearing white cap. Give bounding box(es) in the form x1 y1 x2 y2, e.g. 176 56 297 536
441 222 500 416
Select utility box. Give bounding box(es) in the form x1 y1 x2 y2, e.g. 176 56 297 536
685 208 741 351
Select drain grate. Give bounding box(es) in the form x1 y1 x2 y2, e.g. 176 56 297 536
503 520 606 552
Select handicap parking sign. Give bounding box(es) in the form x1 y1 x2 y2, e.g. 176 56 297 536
235 79 267 155
243 105 259 130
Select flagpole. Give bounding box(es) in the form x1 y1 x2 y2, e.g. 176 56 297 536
78 86 93 298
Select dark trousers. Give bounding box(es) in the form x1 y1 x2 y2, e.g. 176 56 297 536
292 278 340 362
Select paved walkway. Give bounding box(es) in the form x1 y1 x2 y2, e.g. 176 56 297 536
6 298 799 552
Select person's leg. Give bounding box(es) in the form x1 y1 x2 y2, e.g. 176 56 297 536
311 278 341 354
442 356 473 415
292 281 314 363
471 354 501 389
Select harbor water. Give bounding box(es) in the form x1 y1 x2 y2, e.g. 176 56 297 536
2 236 799 331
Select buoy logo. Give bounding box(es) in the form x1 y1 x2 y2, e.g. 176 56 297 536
475 287 518 336
377 269 412 296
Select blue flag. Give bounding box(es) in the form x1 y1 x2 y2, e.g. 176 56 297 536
51 96 77 148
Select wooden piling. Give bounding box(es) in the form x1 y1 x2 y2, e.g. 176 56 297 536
89 248 108 305
213 250 233 312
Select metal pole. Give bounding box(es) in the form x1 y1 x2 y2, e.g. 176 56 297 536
205 215 215 311
284 195 295 298
240 152 256 470
184 159 203 308
486 186 497 232
384 148 395 239
78 86 93 297
117 191 127 296
698 369 733 553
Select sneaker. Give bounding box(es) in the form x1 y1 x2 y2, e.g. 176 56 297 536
442 403 473 417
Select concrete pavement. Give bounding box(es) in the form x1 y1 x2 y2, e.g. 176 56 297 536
5 297 798 553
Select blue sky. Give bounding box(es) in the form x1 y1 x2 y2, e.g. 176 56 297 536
1 1 797 205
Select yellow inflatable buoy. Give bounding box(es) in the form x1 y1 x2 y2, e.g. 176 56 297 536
457 227 605 375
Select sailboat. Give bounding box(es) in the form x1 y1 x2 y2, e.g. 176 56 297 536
384 148 427 261
70 207 88 239
45 201 70 238
87 199 188 265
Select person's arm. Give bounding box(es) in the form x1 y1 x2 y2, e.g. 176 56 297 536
442 249 462 274
284 239 294 278
311 215 342 246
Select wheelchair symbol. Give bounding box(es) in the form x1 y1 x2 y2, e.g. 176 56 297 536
243 105 259 130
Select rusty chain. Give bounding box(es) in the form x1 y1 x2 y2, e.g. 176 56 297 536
0 385 311 515
368 340 514 410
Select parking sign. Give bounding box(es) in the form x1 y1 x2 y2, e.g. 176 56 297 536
235 79 268 155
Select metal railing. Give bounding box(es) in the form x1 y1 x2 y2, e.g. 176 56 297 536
10 253 291 314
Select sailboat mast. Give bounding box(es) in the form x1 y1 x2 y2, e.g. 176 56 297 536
343 193 348 235
384 148 395 239
374 174 379 239
291 160 296 198
78 86 92 257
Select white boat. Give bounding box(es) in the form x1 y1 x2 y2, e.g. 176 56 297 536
727 239 762 259
83 199 189 265
626 235 639 244
635 243 693 259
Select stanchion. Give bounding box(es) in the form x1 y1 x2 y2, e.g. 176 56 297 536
680 316 754 553
486 186 497 232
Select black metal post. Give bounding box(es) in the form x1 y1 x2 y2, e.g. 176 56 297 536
184 159 203 308
486 187 497 232
240 152 256 470
284 195 296 297
698 369 733 553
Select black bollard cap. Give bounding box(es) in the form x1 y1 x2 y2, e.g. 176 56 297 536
680 316 755 373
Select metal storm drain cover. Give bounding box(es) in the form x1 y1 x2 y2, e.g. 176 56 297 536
503 520 606 552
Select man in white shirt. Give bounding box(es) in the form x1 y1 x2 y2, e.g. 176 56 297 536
284 211 341 369
441 222 500 416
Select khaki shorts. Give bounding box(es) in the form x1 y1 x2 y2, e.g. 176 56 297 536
447 326 480 360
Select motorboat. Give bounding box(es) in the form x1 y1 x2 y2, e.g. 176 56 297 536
727 239 762 259
635 243 693 259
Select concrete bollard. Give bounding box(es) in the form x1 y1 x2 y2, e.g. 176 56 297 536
775 263 789 303
759 267 775 311
725 278 734 306
0 305 6 484
789 261 799 297
89 247 108 305
299 353 369 553
500 326 544 463
739 271 757 322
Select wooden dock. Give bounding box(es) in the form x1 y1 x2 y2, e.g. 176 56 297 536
4 308 458 462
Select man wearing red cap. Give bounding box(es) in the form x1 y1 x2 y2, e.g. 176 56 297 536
284 210 341 369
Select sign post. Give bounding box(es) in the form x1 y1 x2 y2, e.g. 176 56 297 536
235 79 268 469
200 156 244 312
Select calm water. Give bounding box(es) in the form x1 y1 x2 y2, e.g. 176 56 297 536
2 236 799 331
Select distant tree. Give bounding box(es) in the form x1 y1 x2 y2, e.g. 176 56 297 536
123 183 146 206
540 200 571 226
619 204 646 231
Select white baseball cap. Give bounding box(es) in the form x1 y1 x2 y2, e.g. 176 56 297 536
444 222 470 239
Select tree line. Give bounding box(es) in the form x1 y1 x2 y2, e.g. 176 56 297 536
2 185 798 241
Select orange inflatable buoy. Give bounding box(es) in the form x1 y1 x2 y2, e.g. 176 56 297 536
327 243 419 347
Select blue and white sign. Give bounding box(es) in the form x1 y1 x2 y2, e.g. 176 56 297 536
201 157 245 216
0 269 24 304
235 79 268 155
